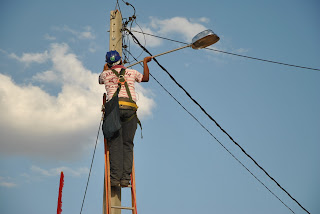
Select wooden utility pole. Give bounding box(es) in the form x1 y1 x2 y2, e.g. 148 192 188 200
109 10 122 56
103 9 123 214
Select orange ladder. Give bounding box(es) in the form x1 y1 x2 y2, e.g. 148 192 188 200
102 93 138 214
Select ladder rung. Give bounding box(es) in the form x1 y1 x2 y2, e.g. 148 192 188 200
111 206 134 210
113 184 132 188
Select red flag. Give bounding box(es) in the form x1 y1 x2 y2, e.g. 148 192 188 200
57 171 64 214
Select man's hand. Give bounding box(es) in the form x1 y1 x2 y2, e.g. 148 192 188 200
142 57 152 82
144 56 152 63
104 63 109 71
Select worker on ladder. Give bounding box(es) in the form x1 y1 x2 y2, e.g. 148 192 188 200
99 50 152 187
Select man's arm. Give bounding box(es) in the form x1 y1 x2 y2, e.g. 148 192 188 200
104 63 109 71
99 63 109 84
142 57 152 82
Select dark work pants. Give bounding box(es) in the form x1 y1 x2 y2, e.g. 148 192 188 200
109 109 137 183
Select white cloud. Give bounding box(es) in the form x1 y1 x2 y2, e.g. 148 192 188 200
80 31 95 40
32 70 60 83
31 165 88 177
89 47 97 53
150 17 207 42
131 26 163 48
9 51 49 64
44 33 56 41
53 25 95 40
129 17 208 49
190 17 210 24
0 176 17 188
130 16 247 61
199 17 210 23
136 84 156 119
234 48 249 54
0 181 17 188
0 43 155 160
0 48 7 54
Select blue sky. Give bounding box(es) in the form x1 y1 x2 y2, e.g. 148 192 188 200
0 0 319 214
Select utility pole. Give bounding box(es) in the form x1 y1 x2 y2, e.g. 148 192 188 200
109 10 122 56
103 9 122 214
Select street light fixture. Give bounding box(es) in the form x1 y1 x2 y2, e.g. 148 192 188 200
126 29 219 68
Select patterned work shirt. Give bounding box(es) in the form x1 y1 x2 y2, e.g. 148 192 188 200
99 65 143 102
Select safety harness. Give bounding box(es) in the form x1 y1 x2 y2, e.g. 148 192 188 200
111 68 142 136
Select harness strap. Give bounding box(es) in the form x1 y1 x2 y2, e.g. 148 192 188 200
121 112 143 138
112 85 121 98
111 69 121 98
111 68 143 138
137 116 143 138
111 68 134 102
124 81 133 102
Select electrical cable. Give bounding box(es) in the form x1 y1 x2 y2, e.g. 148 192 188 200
119 0 145 64
126 28 310 214
79 115 103 214
126 50 296 213
131 30 320 72
122 20 146 64
131 20 146 60
115 0 122 15
121 0 136 16
109 1 309 212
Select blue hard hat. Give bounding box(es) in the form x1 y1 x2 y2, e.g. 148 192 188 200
106 50 121 63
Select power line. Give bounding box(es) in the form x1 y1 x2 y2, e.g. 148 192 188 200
131 30 320 72
125 28 310 214
125 49 296 213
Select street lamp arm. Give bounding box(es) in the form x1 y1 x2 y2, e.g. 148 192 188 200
126 44 191 68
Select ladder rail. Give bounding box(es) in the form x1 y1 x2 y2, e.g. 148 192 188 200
103 93 112 214
103 93 138 214
131 156 137 214
104 138 112 214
